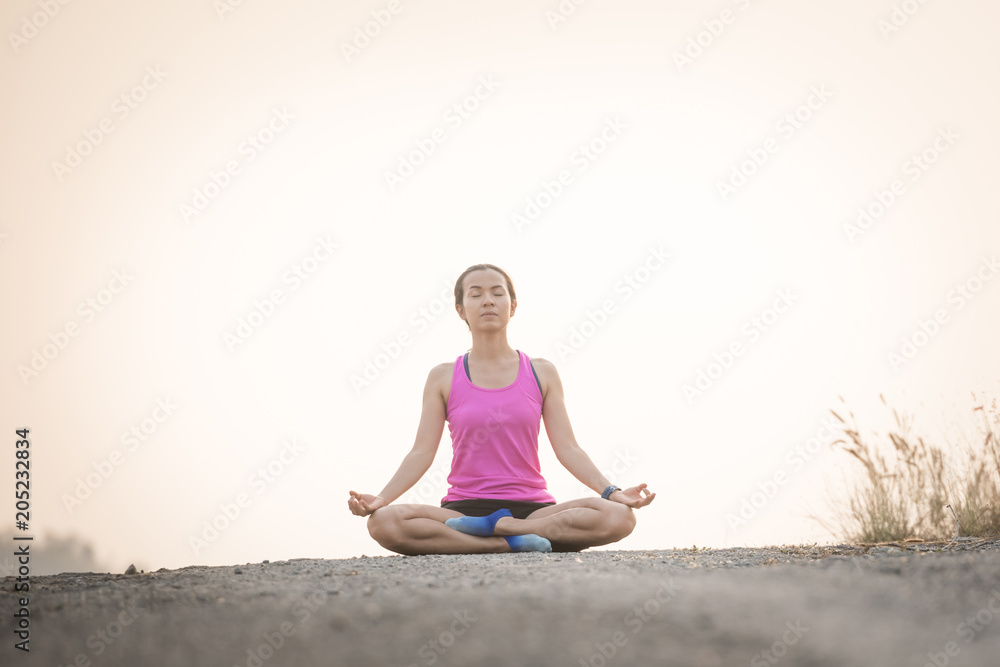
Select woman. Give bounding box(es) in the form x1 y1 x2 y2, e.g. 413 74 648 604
348 263 655 554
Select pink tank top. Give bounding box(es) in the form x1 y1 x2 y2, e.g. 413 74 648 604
441 349 557 503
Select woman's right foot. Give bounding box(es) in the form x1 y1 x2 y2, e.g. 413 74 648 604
504 534 552 553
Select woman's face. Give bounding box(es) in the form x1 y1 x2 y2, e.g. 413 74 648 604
459 269 515 330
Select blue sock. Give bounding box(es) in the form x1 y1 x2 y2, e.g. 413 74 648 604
505 534 552 553
444 508 513 536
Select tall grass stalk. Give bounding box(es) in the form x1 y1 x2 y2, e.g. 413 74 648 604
826 393 1000 544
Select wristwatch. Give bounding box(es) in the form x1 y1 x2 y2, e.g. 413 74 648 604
601 485 622 500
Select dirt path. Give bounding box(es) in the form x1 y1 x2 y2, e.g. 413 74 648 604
4 543 1000 666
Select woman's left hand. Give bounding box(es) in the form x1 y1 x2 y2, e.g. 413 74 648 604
610 483 655 508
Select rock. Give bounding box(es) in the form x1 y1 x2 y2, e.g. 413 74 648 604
870 546 902 555
234 568 243 575
124 564 137 575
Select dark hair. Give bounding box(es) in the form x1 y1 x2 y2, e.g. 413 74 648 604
454 264 517 330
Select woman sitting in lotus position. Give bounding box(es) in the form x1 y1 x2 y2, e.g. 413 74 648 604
348 263 655 554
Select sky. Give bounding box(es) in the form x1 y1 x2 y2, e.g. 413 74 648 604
1 0 999 575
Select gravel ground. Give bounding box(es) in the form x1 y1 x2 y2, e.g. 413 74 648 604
4 541 1000 666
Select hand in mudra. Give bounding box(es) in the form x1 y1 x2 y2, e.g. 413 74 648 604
611 483 655 509
348 490 386 517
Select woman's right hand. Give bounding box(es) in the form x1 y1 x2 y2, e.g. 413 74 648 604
348 490 386 517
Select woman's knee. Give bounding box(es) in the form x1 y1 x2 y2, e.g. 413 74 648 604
367 506 403 546
604 502 637 540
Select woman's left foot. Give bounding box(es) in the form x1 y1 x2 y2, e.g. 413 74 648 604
444 508 513 536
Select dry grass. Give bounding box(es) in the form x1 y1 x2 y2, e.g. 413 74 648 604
825 393 1000 544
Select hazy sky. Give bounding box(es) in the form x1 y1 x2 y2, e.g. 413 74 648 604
2 0 998 574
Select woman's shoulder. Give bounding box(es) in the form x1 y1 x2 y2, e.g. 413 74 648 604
527 355 557 372
526 356 560 387
422 362 457 403
524 356 561 400
428 359 456 378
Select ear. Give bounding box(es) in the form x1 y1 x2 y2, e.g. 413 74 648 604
509 299 516 318
455 303 466 322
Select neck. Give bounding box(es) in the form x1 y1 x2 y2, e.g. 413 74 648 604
468 330 515 361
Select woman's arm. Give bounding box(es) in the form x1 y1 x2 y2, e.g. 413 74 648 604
535 358 613 493
535 358 655 508
348 364 449 515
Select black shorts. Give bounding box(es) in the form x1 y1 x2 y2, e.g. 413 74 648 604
441 498 556 520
